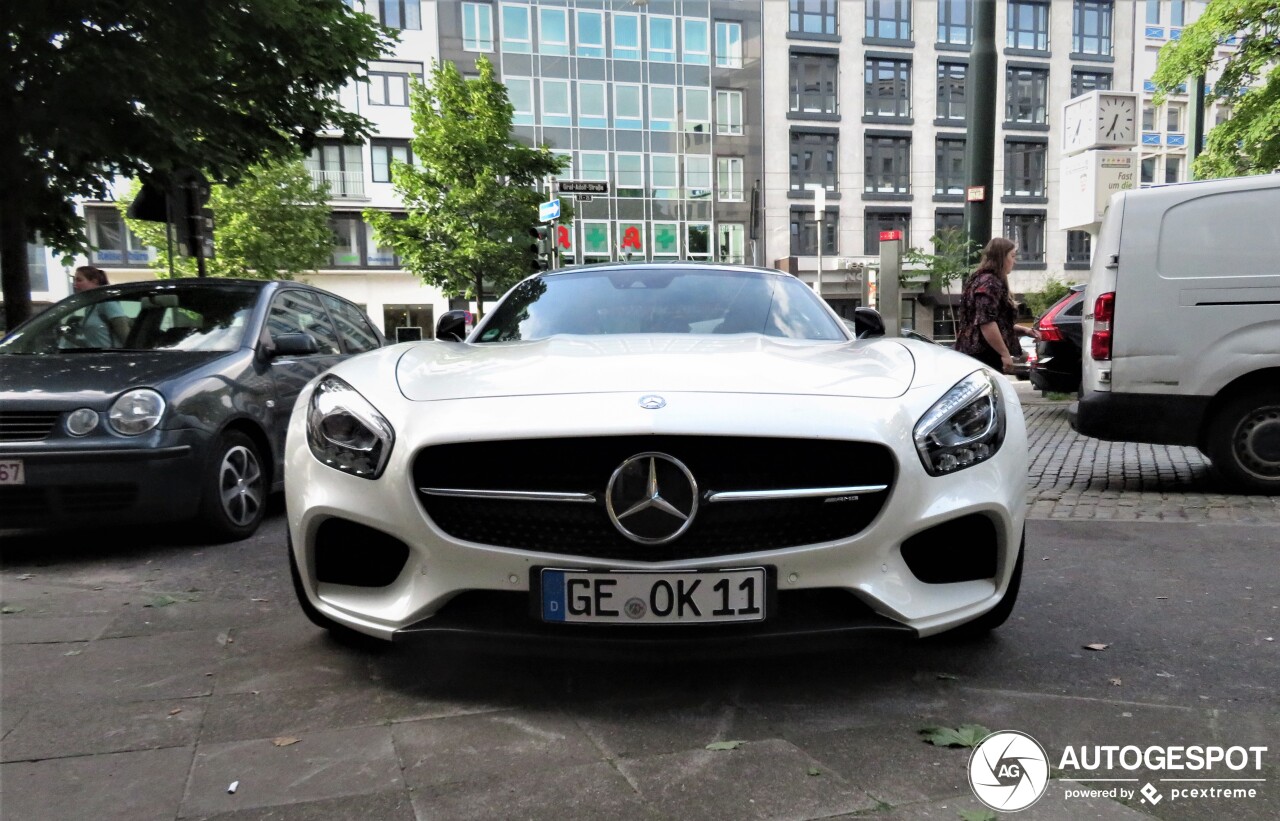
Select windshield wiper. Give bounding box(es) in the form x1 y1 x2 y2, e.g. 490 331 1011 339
55 347 154 354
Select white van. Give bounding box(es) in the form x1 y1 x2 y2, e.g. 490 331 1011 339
1070 174 1280 494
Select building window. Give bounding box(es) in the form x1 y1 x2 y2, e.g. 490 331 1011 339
1073 1 1113 55
538 7 569 56
718 224 746 263
865 210 910 255
651 154 679 198
614 84 643 129
684 88 711 132
580 152 608 182
461 2 493 51
541 79 571 126
1006 67 1049 124
1170 0 1184 27
26 237 49 291
367 65 419 107
1005 141 1047 197
1004 212 1046 262
613 13 641 60
1141 156 1156 184
1007 0 1049 51
1142 104 1157 131
1166 102 1184 133
938 0 973 46
1145 0 1160 25
937 61 967 121
687 223 712 259
379 0 420 31
329 213 384 268
934 305 959 339
577 81 606 128
790 0 838 36
648 15 676 62
1165 155 1182 183
582 220 611 260
86 206 154 266
616 153 645 197
305 141 364 198
790 53 839 115
1067 230 1092 264
653 223 680 258
650 86 677 131
683 19 710 64
791 209 839 256
865 135 910 194
1071 69 1112 97
716 89 744 135
576 10 605 58
371 140 412 183
935 210 965 239
500 4 531 53
790 131 839 192
717 157 745 201
867 0 911 41
936 137 966 195
685 155 713 199
716 21 743 68
865 57 912 118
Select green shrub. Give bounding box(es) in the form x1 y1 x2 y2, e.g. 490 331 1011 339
1025 279 1076 318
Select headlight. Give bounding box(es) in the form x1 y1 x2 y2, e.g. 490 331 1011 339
108 389 166 435
66 408 100 436
306 375 394 479
913 371 1006 476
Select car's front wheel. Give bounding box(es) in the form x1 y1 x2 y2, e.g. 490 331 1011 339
197 430 267 541
1206 388 1280 494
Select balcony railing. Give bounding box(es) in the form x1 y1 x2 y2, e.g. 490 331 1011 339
310 169 366 199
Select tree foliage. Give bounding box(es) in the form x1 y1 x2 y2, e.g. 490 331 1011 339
1024 279 1076 318
902 228 977 293
1 0 391 327
366 57 568 316
117 154 333 280
1153 0 1280 178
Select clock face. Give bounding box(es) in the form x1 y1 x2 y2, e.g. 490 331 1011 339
1064 102 1092 152
1096 96 1136 144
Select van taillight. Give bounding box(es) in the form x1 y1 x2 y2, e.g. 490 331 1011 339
1090 292 1115 361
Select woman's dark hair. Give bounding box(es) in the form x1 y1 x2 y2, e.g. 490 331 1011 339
974 237 1016 278
75 265 110 286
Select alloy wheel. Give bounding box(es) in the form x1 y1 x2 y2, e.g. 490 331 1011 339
219 444 264 527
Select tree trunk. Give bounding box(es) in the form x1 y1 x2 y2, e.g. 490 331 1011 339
473 270 484 320
0 193 32 331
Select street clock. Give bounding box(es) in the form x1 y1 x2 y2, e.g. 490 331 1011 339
1063 91 1140 155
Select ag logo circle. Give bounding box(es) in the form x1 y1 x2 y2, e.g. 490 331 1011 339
967 730 1050 812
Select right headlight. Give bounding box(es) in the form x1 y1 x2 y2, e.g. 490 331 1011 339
913 371 1006 476
306 375 395 479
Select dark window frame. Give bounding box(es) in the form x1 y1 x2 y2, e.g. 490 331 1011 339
790 52 840 115
1072 0 1114 56
1007 0 1050 52
1071 68 1112 97
937 61 967 121
865 135 911 195
937 0 973 46
789 0 838 36
1004 140 1047 198
936 137 967 195
790 207 840 255
790 131 840 192
865 56 912 119
1006 66 1049 125
1004 210 1047 264
864 208 911 255
866 0 911 41
370 139 414 183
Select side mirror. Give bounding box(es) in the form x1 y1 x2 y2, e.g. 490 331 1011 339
435 310 472 342
853 307 886 339
270 332 319 357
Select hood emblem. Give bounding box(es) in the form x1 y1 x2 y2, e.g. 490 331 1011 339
605 453 699 544
638 394 666 410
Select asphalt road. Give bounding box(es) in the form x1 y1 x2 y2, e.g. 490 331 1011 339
1 504 1276 820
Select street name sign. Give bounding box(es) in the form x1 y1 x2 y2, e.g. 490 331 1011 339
557 181 609 195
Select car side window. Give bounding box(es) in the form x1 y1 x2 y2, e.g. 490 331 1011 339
266 291 341 355
320 294 381 354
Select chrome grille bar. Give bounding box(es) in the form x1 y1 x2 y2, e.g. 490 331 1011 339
420 487 597 504
704 484 889 503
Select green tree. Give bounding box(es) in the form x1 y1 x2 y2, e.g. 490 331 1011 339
1 0 391 328
366 57 569 317
1024 278 1075 318
117 154 333 280
902 227 977 293
1153 0 1280 178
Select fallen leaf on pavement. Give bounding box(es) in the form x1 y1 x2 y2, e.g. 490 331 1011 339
705 741 745 751
807 767 821 777
169 708 183 716
1 606 25 614
919 724 991 748
144 595 177 608
959 810 998 821
272 737 300 747
1084 643 1110 651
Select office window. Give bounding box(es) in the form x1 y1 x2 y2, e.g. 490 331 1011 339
715 21 743 68
1165 155 1182 183
684 88 711 132
719 224 746 263
938 0 973 45
867 0 911 40
1167 103 1184 132
650 86 677 131
541 79 570 126
937 61 967 120
1006 67 1049 124
936 210 965 236
1141 157 1156 184
1142 104 1157 131
576 10 605 58
790 0 838 36
687 223 712 259
716 89 744 135
791 53 839 115
1145 0 1160 25
86 206 153 266
578 82 607 129
865 135 910 194
686 155 713 199
1170 0 1184 27
614 13 640 60
649 15 676 62
864 210 910 255
652 154 679 198
791 209 839 255
371 140 412 183
1005 141 1047 197
718 157 745 201
506 77 534 126
1067 230 1092 264
500 4 531 53
790 131 839 192
1073 1 1113 55
1004 212 1046 262
615 84 643 129
1071 70 1112 98
379 0 420 31
461 2 493 51
305 141 364 198
936 137 966 195
580 152 608 182
616 153 645 195
1007 0 1049 51
538 7 569 55
367 68 416 107
865 58 912 118
684 19 710 64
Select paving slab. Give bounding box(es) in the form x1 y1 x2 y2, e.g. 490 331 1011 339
0 746 193 821
408 761 653 821
194 790 417 821
1 697 204 762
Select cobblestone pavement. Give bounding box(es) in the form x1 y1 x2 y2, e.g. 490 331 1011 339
1019 390 1280 523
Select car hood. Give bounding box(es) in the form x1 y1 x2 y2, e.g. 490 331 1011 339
394 336 916 401
0 351 230 405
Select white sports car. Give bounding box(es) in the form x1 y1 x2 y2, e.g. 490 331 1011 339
286 264 1027 647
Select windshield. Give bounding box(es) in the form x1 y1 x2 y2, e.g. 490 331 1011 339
0 283 260 355
475 268 847 343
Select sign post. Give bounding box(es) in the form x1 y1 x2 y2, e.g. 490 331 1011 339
806 183 826 298
878 230 903 338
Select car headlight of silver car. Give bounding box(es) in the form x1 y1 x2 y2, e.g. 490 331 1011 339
108 389 166 435
306 375 394 479
913 371 1006 476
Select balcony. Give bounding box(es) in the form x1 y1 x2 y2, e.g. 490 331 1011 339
310 169 366 199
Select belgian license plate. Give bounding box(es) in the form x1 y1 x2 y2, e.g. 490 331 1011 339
540 568 767 624
0 459 23 485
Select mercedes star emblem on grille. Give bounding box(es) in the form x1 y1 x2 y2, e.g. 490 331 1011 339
605 452 699 544
638 394 666 409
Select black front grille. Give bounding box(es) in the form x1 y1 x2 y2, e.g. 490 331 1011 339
0 484 139 524
414 436 895 561
0 412 61 442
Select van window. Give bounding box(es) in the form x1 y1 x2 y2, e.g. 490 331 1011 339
1157 188 1280 279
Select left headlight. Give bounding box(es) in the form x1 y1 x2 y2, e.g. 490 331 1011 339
108 389 166 435
306 375 395 479
913 371 1006 476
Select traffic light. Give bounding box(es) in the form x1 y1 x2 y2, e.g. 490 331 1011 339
530 226 552 271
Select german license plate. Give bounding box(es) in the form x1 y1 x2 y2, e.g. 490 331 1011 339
540 568 766 624
0 459 23 485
